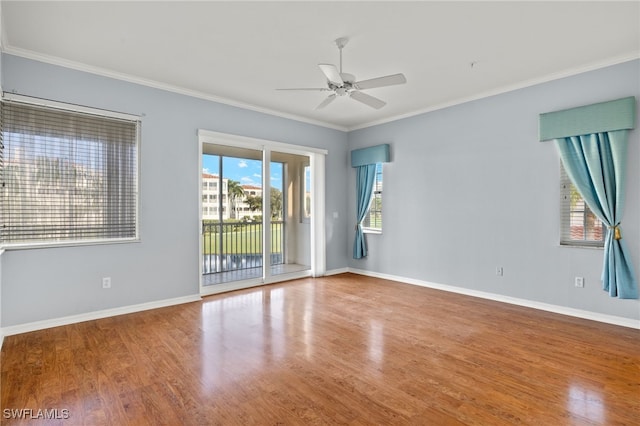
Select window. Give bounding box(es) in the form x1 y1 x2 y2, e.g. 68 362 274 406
560 164 604 247
301 164 311 223
0 97 139 246
363 163 382 232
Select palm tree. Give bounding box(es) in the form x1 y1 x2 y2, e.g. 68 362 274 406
244 187 283 220
270 187 283 220
227 180 245 220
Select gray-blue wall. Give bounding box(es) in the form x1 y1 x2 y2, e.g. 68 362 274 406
2 53 639 327
347 60 640 321
0 54 349 326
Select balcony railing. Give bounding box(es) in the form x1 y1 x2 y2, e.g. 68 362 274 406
202 220 284 275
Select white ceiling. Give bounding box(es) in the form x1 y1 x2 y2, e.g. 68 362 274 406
2 1 639 131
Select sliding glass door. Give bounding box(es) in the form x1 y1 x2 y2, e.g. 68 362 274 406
270 151 312 277
199 131 324 295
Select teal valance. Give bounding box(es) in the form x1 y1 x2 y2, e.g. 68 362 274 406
539 96 636 141
351 144 390 167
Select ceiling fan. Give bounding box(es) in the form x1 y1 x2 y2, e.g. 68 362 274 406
277 37 407 110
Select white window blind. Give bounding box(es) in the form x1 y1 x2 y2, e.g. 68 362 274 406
363 163 382 231
0 99 139 245
560 164 604 247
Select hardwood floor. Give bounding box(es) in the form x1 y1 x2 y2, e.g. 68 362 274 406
1 273 639 425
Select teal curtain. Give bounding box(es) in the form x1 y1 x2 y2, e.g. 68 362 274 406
555 130 637 298
351 144 390 259
353 164 376 259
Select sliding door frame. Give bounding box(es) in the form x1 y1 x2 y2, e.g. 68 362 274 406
198 130 327 296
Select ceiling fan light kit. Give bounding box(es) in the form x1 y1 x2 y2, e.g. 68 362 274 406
277 37 407 110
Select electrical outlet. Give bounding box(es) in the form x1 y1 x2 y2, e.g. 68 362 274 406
575 277 584 288
102 277 111 289
496 267 503 276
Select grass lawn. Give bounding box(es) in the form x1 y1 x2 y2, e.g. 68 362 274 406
203 223 282 255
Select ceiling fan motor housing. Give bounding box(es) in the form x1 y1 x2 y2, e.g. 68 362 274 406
330 73 355 95
340 73 355 83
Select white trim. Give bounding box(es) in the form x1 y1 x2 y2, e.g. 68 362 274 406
201 278 264 297
324 267 349 276
198 129 328 156
0 294 202 337
199 271 313 297
3 269 635 341
349 53 640 131
3 46 348 132
310 152 326 277
5 46 636 133
348 268 640 329
265 270 312 284
200 270 314 297
263 149 272 282
198 137 204 290
362 228 382 235
2 238 141 251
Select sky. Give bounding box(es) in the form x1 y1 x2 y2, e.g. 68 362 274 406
202 154 283 191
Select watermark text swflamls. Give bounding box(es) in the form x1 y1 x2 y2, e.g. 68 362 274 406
3 408 70 420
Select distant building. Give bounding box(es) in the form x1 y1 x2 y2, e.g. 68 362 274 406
238 184 263 220
202 174 262 221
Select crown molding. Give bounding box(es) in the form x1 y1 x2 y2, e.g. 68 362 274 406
1 45 349 132
348 51 640 131
2 45 638 134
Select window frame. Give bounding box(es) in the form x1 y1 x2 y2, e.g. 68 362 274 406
559 162 604 249
362 162 383 234
0 94 141 250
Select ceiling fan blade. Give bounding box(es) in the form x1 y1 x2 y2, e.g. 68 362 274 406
276 88 331 91
315 94 337 110
354 73 407 90
350 91 386 109
318 64 344 86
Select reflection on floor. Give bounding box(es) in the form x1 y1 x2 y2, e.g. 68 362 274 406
203 263 310 286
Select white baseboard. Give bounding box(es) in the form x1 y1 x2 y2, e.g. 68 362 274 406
1 294 202 338
324 267 349 276
348 268 640 330
2 269 636 343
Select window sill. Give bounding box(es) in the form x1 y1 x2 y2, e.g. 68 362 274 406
0 238 140 251
559 242 604 250
363 228 382 235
